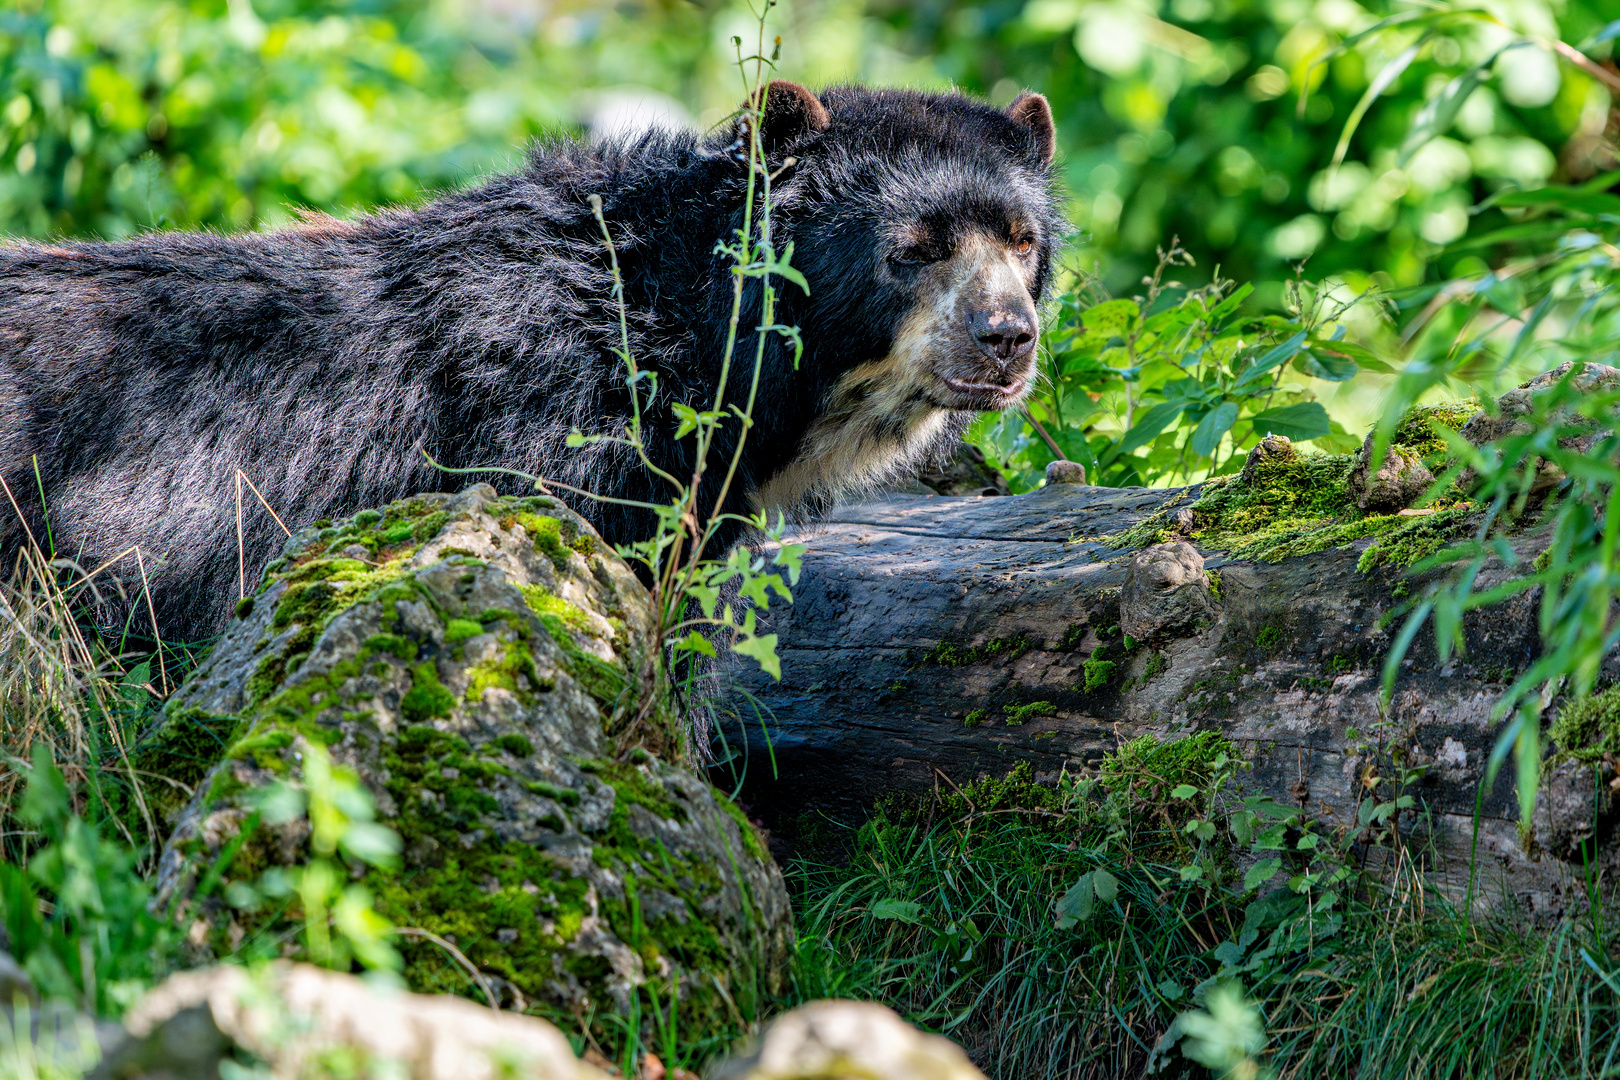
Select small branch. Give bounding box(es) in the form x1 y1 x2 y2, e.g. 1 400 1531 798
1022 408 1070 462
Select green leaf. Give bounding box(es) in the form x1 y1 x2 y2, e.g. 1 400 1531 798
1249 402 1331 442
1170 784 1199 799
1055 875 1095 928
1232 330 1308 393
1398 61 1492 165
1243 858 1283 891
1190 401 1239 457
1119 400 1188 453
671 630 718 658
1079 298 1139 339
1293 348 1359 382
1092 868 1119 903
731 609 781 680
870 898 923 924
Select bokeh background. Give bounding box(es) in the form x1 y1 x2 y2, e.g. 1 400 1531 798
1 0 1615 463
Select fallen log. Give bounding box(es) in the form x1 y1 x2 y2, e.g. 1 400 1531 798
726 441 1614 917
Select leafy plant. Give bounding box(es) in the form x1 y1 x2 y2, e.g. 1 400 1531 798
980 244 1383 491
0 743 173 1018
220 738 403 974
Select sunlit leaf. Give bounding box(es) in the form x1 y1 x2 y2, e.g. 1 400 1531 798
1248 402 1330 441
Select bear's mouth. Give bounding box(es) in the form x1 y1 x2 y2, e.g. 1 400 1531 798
941 374 1028 407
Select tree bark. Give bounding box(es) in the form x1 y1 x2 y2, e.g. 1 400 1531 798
725 483 1608 917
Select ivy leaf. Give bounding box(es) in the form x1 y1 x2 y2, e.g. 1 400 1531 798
731 608 781 680
1249 402 1331 442
671 403 700 441
870 898 923 924
772 542 807 586
671 630 718 658
1243 858 1283 891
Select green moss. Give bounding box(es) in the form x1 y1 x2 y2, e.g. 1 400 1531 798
1095 405 1480 568
130 708 243 821
1142 651 1169 681
1549 685 1620 764
920 635 1030 667
401 662 456 722
1391 400 1478 460
493 733 534 757
1083 647 1117 693
1355 506 1475 573
1256 625 1284 654
1099 732 1237 800
1003 700 1057 725
964 708 988 728
515 512 575 572
444 618 485 643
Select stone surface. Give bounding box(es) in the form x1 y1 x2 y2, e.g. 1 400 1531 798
1118 541 1214 642
710 1000 987 1080
1349 433 1434 512
99 962 611 1080
727 478 1614 918
149 485 791 1041
1044 460 1088 485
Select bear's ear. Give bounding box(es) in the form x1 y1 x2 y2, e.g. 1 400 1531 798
1004 91 1056 166
742 81 830 154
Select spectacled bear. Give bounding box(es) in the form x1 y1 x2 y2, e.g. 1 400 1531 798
0 83 1062 640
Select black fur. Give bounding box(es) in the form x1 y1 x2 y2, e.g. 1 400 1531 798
0 85 1062 640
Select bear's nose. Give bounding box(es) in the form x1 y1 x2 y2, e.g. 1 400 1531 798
968 308 1036 365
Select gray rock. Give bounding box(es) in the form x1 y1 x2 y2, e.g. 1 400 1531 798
1349 433 1434 513
1119 541 1215 642
149 485 791 1038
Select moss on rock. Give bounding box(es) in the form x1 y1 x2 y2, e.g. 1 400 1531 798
1549 686 1620 765
149 485 791 1056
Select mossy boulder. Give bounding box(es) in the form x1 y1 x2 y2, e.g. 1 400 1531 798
149 484 792 1045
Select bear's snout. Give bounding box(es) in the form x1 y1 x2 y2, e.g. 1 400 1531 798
966 304 1036 367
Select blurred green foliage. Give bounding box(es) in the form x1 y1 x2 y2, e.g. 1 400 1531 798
4 0 1613 288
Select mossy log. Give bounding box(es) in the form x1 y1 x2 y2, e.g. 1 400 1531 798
148 485 791 1040
731 438 1616 918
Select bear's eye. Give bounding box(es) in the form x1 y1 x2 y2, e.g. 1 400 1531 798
1013 236 1035 256
889 248 933 268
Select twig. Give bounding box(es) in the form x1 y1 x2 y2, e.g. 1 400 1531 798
1022 408 1070 462
391 927 499 1011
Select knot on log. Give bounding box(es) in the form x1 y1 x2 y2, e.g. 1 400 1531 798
1119 541 1215 642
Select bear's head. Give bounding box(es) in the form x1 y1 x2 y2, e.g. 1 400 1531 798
738 82 1063 517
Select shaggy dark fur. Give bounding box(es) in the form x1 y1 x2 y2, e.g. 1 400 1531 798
0 84 1063 640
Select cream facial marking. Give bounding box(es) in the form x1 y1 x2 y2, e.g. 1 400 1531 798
755 229 1040 517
